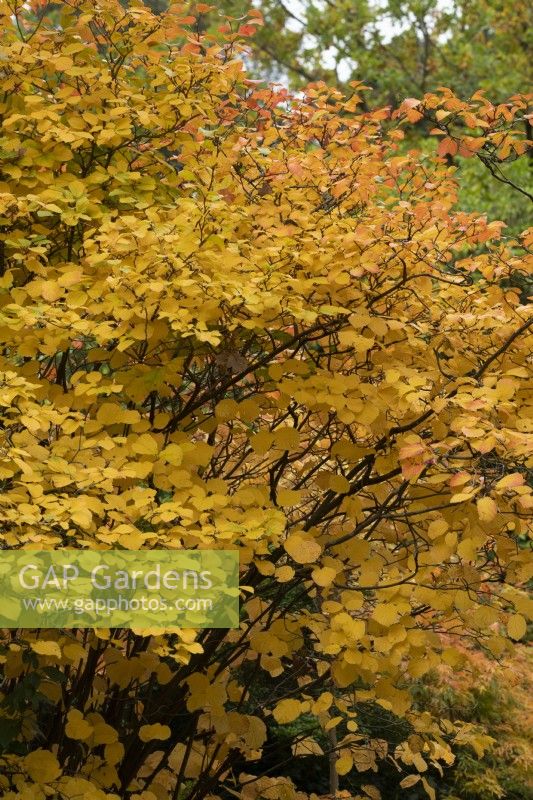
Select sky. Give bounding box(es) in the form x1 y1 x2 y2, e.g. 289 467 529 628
278 0 410 82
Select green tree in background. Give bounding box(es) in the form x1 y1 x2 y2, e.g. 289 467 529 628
227 0 532 234
144 0 532 234
211 0 531 103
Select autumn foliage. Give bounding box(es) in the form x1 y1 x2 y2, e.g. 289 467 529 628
0 1 531 799
416 641 533 800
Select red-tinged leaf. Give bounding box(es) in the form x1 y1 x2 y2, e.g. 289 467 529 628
438 137 458 157
399 443 426 459
449 472 470 487
495 473 525 491
401 461 426 480
238 24 257 36
462 135 485 152
458 144 475 157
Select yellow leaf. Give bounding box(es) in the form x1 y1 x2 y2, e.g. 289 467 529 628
362 786 381 800
338 331 374 352
160 443 183 465
495 473 524 491
63 643 86 662
238 398 260 421
450 491 475 503
477 496 497 522
428 519 448 538
275 565 295 582
341 590 364 610
31 641 61 658
131 433 158 456
335 753 353 775
250 430 273 454
41 280 63 302
329 474 351 494
284 533 322 564
312 692 333 714
449 472 471 487
25 749 62 783
96 403 122 425
272 699 303 724
400 774 421 789
256 560 275 576
273 427 300 450
277 489 303 507
65 709 94 741
399 443 426 459
71 507 92 528
494 377 517 400
311 566 337 587
215 398 239 420
372 603 400 626
105 741 125 766
139 723 171 742
244 715 267 749
292 737 324 756
89 715 119 745
507 614 527 640
421 777 436 800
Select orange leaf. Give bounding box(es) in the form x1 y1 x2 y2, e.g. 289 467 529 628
438 137 458 157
